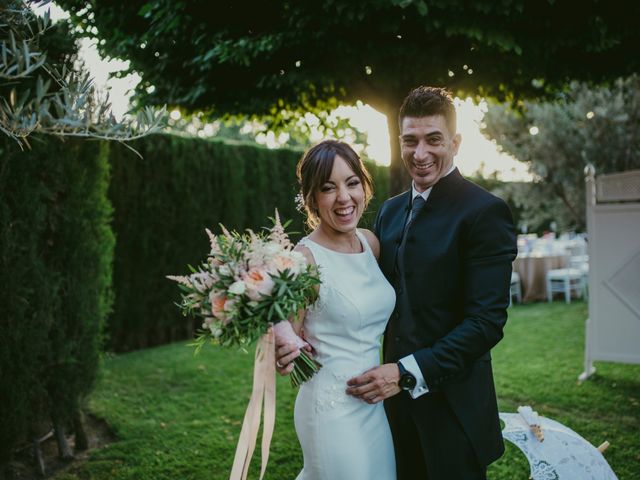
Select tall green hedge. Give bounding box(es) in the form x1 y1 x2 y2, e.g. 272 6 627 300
0 136 113 463
107 134 389 351
0 131 387 461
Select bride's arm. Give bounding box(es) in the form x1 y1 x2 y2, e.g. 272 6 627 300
274 244 315 374
291 244 317 336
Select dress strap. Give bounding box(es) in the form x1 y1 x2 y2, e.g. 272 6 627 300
355 229 373 257
296 237 329 288
297 236 323 266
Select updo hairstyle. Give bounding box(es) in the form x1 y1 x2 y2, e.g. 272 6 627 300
296 140 373 229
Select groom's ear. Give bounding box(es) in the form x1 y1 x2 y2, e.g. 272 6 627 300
452 133 462 155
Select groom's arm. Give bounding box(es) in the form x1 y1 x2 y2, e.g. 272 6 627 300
345 356 428 403
398 355 429 398
413 197 516 390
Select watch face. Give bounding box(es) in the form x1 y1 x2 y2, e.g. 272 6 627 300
400 374 416 390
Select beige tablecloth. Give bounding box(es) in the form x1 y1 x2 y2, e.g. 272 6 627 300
513 254 569 302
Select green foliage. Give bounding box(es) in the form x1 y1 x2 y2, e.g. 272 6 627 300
44 139 114 429
168 112 370 154
363 160 390 227
51 302 640 480
106 135 301 352
0 2 165 148
106 134 389 352
59 1 640 112
57 0 640 193
482 75 640 232
0 135 113 463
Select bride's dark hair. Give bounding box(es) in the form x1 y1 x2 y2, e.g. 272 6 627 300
296 140 373 229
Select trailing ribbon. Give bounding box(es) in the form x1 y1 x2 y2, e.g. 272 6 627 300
229 329 276 480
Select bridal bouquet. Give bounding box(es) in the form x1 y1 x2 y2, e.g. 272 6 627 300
167 211 322 387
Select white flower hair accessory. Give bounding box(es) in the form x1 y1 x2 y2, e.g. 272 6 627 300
294 191 306 213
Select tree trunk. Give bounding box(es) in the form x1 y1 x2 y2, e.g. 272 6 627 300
52 417 73 461
73 409 89 452
378 101 411 196
32 437 46 477
553 182 584 230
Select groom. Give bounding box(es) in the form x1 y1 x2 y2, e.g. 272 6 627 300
345 86 517 479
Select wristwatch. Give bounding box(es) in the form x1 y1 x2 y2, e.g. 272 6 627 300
397 361 417 391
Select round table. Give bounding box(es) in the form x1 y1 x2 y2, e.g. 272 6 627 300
513 254 569 302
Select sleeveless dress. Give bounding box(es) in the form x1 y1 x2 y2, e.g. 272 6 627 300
294 230 397 480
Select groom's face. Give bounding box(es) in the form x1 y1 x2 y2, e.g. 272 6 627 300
400 115 461 193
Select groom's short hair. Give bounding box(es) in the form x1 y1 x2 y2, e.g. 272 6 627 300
399 86 457 135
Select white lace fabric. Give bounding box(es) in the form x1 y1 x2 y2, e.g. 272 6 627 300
500 413 618 480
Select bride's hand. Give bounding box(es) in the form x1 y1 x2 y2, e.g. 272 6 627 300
275 342 300 375
274 328 314 375
345 364 401 404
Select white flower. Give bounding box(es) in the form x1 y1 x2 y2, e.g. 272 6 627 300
211 327 223 338
218 264 232 277
264 242 283 256
202 317 215 329
204 318 223 337
228 280 246 296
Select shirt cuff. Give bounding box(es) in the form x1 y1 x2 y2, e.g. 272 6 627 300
399 354 429 399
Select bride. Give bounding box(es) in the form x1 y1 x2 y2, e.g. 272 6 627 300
277 140 396 480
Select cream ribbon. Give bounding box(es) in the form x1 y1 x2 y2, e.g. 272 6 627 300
229 329 276 480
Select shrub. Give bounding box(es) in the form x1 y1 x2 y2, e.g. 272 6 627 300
0 136 113 462
106 135 388 351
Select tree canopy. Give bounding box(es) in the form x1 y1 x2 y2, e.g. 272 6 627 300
57 0 640 192
482 75 640 232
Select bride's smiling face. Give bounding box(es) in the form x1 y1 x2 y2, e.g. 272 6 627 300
315 155 365 234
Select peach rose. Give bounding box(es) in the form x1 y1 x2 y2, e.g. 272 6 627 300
243 268 275 301
268 251 305 277
209 291 230 324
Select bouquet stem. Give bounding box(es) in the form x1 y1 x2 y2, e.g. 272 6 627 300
290 350 322 388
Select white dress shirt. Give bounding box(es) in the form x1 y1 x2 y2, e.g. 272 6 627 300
398 164 455 399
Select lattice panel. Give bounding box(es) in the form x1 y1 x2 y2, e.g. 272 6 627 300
596 169 640 203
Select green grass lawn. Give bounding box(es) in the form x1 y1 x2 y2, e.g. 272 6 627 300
55 301 640 480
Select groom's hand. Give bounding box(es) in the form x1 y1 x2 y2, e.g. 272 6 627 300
345 363 401 404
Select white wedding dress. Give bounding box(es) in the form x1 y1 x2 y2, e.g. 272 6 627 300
294 231 397 480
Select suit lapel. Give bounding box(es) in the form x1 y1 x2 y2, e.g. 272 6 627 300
383 191 411 279
412 167 463 222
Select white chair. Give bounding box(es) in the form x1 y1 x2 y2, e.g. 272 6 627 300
569 255 589 298
546 268 585 304
510 271 522 305
569 254 589 270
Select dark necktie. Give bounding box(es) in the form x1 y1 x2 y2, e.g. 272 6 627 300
395 195 426 274
407 195 426 226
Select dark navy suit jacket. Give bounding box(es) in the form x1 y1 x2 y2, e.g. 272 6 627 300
375 168 517 472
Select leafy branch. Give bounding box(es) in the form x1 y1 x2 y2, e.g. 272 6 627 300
0 1 166 152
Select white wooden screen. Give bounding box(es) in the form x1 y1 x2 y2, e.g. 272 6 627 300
580 167 640 380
